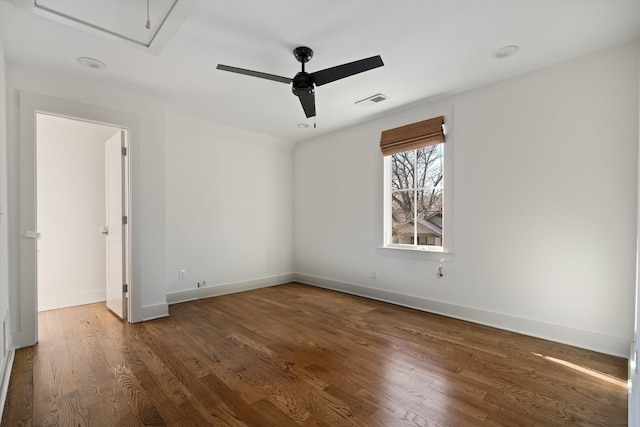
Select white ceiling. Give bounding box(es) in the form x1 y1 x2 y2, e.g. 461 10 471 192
1 0 639 142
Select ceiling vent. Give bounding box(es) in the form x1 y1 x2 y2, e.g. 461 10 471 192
355 93 389 107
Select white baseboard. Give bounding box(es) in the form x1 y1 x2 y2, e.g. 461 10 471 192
38 289 106 312
140 303 169 322
294 273 630 358
166 273 296 305
0 348 15 422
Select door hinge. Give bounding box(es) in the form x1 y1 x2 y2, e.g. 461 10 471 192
122 216 128 225
121 147 127 156
123 284 128 293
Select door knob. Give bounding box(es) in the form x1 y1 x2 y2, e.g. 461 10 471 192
22 230 42 239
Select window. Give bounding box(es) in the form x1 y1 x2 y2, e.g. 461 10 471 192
381 115 449 252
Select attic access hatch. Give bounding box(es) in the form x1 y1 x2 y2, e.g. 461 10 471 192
20 0 191 53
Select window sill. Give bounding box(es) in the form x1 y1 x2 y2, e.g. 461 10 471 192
376 245 453 262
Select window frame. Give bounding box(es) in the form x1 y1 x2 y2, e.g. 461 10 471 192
382 110 453 256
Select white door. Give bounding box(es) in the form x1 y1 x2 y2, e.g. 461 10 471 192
105 131 127 319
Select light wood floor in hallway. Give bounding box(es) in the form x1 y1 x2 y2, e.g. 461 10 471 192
1 283 628 426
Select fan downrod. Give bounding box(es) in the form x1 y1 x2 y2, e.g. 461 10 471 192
293 46 314 64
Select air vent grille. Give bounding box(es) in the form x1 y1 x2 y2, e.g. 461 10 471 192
355 93 389 107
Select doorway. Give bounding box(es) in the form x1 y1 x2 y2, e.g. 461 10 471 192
18 91 139 348
36 113 126 314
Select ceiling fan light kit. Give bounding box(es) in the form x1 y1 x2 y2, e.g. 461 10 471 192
217 46 384 119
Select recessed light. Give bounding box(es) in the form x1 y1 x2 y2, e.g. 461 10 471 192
492 45 519 59
77 57 106 70
297 123 310 128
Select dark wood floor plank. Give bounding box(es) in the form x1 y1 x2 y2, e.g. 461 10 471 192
111 363 166 425
2 283 628 426
0 347 34 427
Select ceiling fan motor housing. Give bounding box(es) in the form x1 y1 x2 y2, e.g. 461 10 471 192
292 72 314 95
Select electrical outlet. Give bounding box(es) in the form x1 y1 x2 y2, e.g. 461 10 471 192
179 270 186 280
371 270 377 279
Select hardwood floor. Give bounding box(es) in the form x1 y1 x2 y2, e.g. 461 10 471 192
2 283 628 426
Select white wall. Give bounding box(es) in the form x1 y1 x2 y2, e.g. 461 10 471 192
36 114 119 311
6 64 167 344
294 41 640 357
165 113 294 303
0 32 12 419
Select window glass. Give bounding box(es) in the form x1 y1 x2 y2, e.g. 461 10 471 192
388 143 443 248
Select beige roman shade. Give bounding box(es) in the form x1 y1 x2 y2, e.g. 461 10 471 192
379 116 445 156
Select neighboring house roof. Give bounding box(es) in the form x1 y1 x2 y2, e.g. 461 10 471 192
393 214 442 236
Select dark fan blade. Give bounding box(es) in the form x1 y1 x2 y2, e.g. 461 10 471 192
297 91 316 118
216 64 292 84
311 55 384 86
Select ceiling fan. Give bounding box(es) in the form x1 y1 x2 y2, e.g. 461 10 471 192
216 46 384 119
